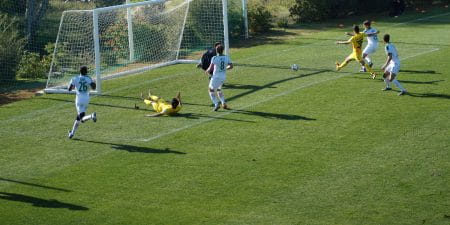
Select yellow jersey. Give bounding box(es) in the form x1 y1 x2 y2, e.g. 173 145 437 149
349 33 366 52
144 97 182 115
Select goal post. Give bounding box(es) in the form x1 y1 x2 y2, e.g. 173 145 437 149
44 0 246 94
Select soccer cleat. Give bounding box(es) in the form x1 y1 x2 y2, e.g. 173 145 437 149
222 103 230 110
213 104 220 112
398 90 408 96
68 130 74 139
92 112 97 122
369 62 374 68
360 67 366 72
371 72 377 79
382 87 392 91
335 62 341 71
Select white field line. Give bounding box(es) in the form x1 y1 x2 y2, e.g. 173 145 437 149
1 12 447 126
138 47 441 142
393 12 450 26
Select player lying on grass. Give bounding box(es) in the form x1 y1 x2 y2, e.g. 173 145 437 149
206 44 233 111
336 25 377 79
68 66 97 139
140 90 182 117
381 34 407 96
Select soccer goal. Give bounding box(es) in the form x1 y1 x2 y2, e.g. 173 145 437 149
45 0 237 94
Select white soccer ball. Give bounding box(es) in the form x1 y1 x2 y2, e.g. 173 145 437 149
291 64 299 71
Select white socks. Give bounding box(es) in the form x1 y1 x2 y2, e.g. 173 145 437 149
70 120 80 135
384 78 391 88
366 57 372 64
209 91 218 106
392 79 406 92
217 91 226 105
82 114 93 122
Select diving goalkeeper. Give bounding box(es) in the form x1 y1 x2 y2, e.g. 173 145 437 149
140 90 182 117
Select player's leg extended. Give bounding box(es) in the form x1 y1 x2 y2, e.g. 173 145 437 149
69 112 84 139
336 54 354 71
357 51 376 78
79 98 96 123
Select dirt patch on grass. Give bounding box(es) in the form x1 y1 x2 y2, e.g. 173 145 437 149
0 88 42 106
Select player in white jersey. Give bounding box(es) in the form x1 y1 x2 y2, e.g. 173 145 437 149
381 34 407 96
67 66 97 139
361 20 379 72
206 44 233 111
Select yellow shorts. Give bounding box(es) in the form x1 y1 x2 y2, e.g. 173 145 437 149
144 95 165 112
349 49 363 61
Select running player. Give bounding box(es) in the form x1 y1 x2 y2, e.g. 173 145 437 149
206 44 233 111
381 34 407 96
141 90 182 117
335 25 377 79
360 20 379 72
68 66 97 139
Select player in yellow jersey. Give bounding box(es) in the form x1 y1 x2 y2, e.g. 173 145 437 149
335 25 377 79
140 90 182 117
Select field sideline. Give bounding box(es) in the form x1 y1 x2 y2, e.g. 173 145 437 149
1 7 450 225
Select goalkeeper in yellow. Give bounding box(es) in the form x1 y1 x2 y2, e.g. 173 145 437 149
335 25 377 79
140 90 182 117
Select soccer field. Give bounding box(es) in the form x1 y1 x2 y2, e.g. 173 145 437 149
1 8 450 225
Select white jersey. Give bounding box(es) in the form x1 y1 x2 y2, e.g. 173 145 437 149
211 55 232 79
364 27 379 46
69 75 94 98
385 43 400 65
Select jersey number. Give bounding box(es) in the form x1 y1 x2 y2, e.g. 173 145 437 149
220 61 225 71
79 81 88 92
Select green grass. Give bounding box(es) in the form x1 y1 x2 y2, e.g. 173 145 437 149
1 7 450 225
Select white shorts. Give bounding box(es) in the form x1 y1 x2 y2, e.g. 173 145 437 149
385 62 400 75
363 44 378 55
75 95 90 114
209 77 225 90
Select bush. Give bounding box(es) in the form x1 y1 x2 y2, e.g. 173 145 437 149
248 3 274 33
16 42 53 80
0 14 25 83
289 0 391 22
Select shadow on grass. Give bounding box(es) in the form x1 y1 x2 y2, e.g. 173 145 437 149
408 92 450 99
232 109 316 121
40 97 148 112
226 69 330 103
0 192 88 211
174 112 254 123
399 70 441 74
72 139 186 154
397 80 444 85
0 178 72 192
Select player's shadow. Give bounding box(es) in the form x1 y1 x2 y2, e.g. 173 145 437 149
232 109 316 121
397 80 445 85
408 92 450 100
174 113 254 123
0 192 88 211
400 69 440 74
72 139 186 154
0 178 72 192
40 97 148 111
224 83 277 90
226 69 329 102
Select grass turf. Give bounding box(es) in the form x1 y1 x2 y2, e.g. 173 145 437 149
1 7 450 225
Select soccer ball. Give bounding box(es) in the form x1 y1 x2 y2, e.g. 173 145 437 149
291 64 299 71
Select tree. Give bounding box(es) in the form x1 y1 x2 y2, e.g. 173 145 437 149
25 0 49 48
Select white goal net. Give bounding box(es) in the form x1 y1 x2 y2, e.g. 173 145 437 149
45 0 230 94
